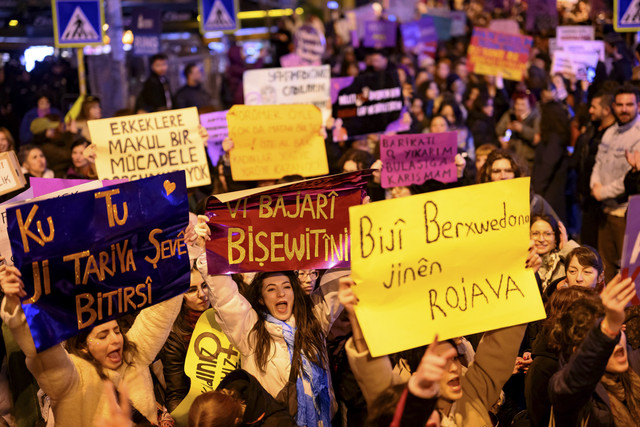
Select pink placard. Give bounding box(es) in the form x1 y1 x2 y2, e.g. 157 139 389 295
380 132 457 188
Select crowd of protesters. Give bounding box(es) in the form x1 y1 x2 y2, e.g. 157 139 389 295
0 0 639 426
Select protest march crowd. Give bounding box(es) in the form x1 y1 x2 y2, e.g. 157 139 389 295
2 0 640 426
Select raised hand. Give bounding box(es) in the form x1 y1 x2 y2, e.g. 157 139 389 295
408 335 458 398
338 276 359 316
600 274 636 337
94 381 132 427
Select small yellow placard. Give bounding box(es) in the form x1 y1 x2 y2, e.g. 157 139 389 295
170 309 240 426
349 178 545 357
226 104 329 181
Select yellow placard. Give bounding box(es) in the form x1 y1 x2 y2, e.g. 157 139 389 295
349 178 545 357
87 107 211 188
226 104 329 181
170 309 240 426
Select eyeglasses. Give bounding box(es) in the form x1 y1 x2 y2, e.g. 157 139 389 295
297 270 318 279
530 231 554 239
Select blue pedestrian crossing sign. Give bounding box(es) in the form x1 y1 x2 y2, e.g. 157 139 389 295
52 0 105 47
615 0 640 32
199 0 239 33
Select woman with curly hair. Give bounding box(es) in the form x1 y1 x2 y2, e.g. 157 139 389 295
548 275 640 426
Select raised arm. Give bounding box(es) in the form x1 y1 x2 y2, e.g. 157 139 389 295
196 253 257 355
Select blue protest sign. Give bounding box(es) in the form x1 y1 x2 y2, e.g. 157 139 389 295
199 0 239 33
615 0 640 32
131 8 162 56
52 0 104 47
6 171 190 351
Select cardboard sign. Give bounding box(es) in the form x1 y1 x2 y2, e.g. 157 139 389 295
243 65 331 124
226 105 328 181
467 28 533 81
380 132 457 188
621 195 640 304
332 69 403 137
363 20 397 48
0 152 26 197
401 18 438 57
349 178 545 356
555 40 605 62
6 172 190 351
556 25 595 41
551 51 599 80
170 309 240 426
88 107 211 188
130 7 161 56
204 170 370 274
200 110 228 166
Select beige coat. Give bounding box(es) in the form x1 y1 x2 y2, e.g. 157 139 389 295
1 295 182 427
347 324 527 426
197 256 345 415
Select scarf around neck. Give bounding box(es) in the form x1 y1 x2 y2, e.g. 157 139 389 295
601 368 640 426
264 313 331 427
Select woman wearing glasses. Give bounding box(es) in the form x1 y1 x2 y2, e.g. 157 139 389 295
530 214 579 291
296 270 319 295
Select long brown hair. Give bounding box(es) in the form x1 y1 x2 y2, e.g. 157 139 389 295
65 318 138 379
188 389 245 426
246 271 327 374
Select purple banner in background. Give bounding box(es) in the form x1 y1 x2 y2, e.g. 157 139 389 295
363 20 397 48
330 77 355 104
621 195 640 305
380 132 457 188
200 110 228 165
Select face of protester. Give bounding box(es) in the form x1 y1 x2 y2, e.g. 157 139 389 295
86 320 124 370
430 116 449 133
606 331 629 374
24 148 47 177
37 96 50 111
88 104 102 120
426 82 439 100
259 274 295 321
514 98 531 119
530 220 557 256
613 93 638 125
391 186 412 198
440 105 456 125
437 342 463 401
589 97 607 122
482 98 494 117
151 58 169 77
411 98 424 118
369 54 387 72
343 160 359 173
297 270 318 295
0 132 9 152
184 270 210 311
489 158 515 181
565 257 599 289
71 144 88 169
189 67 203 85
436 62 449 80
455 63 468 81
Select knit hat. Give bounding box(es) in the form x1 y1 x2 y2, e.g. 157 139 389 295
30 117 59 135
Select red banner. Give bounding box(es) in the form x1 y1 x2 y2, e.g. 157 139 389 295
205 170 371 273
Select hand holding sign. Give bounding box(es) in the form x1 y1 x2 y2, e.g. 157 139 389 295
1 266 26 312
408 335 458 398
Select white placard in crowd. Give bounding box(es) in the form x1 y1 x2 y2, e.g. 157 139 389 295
556 25 595 41
243 65 331 124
